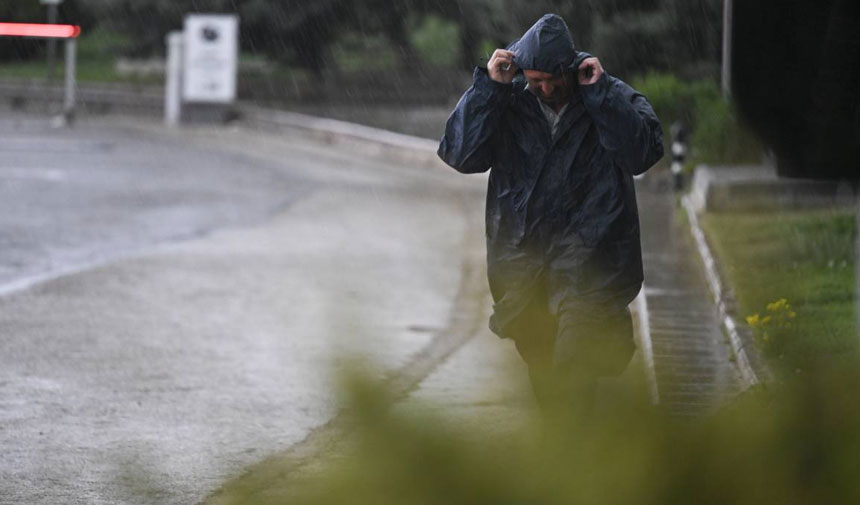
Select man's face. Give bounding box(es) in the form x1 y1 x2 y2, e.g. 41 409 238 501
523 69 573 108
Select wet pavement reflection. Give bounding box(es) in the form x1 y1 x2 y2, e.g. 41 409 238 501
638 174 742 416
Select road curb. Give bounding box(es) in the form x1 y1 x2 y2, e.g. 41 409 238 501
633 288 660 405
237 105 446 170
0 79 448 170
680 195 761 389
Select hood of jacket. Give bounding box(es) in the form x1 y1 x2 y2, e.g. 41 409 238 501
507 14 580 75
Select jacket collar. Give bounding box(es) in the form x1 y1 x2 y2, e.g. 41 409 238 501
515 85 587 146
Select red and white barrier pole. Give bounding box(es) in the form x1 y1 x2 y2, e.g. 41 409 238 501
0 22 81 38
0 22 82 125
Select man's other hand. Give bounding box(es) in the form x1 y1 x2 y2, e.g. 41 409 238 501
488 49 518 84
578 57 604 85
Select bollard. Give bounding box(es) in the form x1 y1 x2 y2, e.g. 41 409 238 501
670 121 688 191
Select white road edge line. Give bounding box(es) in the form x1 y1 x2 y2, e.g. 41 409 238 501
681 195 759 388
634 287 660 405
0 256 135 298
0 229 227 298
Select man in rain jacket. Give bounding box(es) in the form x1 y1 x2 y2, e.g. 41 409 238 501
438 14 663 412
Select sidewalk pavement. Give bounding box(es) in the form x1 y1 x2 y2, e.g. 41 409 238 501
637 174 744 416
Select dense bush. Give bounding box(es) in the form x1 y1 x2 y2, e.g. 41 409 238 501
633 72 762 165
632 72 705 128
692 94 763 164
410 14 459 67
213 365 860 505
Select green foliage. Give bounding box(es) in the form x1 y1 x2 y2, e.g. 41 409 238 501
409 15 459 67
692 95 763 164
210 365 860 505
331 32 397 73
1 0 724 81
632 72 706 128
76 27 132 61
0 27 137 83
633 72 762 164
704 210 857 374
477 39 498 61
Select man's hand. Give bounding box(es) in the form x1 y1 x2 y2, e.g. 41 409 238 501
488 49 518 84
578 57 604 85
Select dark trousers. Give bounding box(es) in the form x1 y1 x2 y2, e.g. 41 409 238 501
506 286 634 414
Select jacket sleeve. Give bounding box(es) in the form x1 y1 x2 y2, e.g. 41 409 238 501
581 73 664 176
437 68 513 174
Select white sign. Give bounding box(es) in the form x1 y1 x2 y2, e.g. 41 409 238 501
182 14 238 103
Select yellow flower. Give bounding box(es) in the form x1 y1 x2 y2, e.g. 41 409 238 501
767 298 788 312
746 313 761 327
788 311 797 319
762 315 772 324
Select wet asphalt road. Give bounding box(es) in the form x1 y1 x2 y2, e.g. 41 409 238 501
0 113 486 505
0 115 313 293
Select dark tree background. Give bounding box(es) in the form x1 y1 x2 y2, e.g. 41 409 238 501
732 0 860 180
2 0 722 81
0 0 96 61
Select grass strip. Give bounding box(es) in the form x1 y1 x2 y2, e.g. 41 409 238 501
701 208 857 375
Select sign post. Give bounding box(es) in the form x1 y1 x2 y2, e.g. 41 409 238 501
40 0 65 84
63 36 76 123
0 21 80 125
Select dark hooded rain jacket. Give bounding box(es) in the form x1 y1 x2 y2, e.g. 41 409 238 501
437 14 663 365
